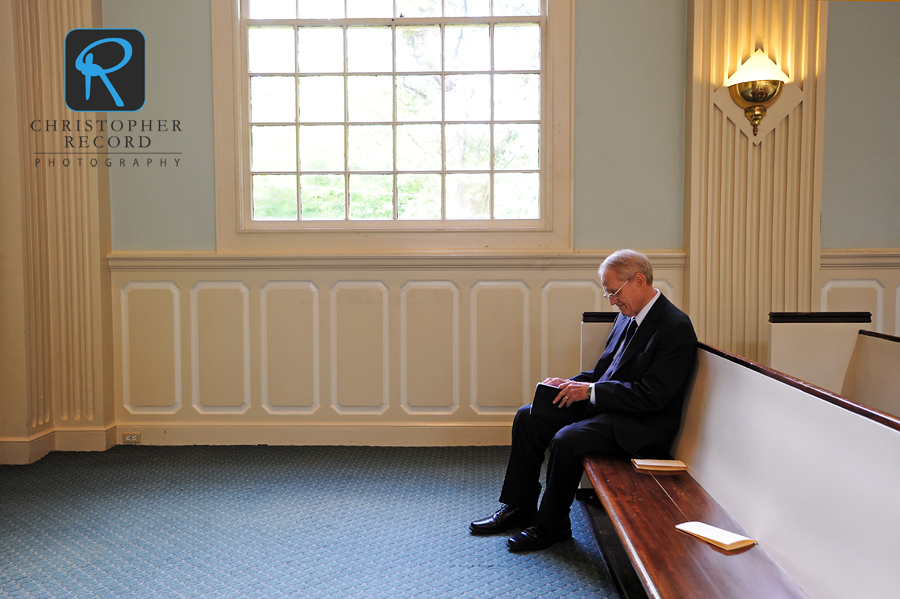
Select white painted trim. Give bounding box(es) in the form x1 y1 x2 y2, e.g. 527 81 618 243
540 279 601 378
329 281 391 415
190 281 252 415
110 423 512 447
820 279 885 333
469 280 531 415
260 281 320 415
120 282 183 415
399 281 460 416
108 250 687 271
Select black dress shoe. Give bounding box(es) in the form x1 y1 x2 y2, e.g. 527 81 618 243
469 505 537 535
506 522 572 552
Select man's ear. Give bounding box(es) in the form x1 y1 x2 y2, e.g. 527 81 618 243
633 272 646 287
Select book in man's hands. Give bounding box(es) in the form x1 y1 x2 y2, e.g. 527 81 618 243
631 459 687 472
529 383 585 424
675 521 757 551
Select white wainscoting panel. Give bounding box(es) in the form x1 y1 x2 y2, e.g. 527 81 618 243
121 282 182 415
190 282 251 414
470 281 531 415
820 279 885 333
109 253 686 445
400 281 460 415
330 281 390 415
261 282 320 415
541 280 602 379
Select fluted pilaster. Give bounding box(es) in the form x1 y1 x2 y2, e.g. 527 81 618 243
13 0 113 433
685 0 826 362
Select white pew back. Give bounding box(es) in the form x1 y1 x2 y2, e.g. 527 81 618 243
841 331 900 418
769 312 872 393
672 345 900 599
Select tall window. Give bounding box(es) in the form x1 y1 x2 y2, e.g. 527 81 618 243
243 0 544 227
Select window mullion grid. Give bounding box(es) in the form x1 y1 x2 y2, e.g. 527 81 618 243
294 24 301 221
489 21 495 220
392 20 398 220
343 24 350 221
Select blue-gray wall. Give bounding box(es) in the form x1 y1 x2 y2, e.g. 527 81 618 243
104 0 217 251
573 0 687 250
821 1 900 249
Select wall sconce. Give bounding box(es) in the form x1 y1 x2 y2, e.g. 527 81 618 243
725 49 790 136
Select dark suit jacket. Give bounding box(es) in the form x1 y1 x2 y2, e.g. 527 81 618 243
571 293 697 457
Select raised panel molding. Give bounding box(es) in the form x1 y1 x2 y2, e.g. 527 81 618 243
190 282 251 414
470 281 531 415
330 281 390 415
260 282 320 415
121 282 182 415
821 280 885 333
400 281 460 416
540 280 602 379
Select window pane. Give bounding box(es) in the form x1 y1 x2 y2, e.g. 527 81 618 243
395 0 441 18
494 74 540 120
299 125 344 171
348 76 393 122
253 174 298 220
397 75 441 122
347 28 392 72
298 76 344 122
397 124 441 171
494 173 539 218
301 174 345 219
445 0 489 17
350 174 393 219
446 124 490 170
298 28 343 73
249 27 295 74
251 77 296 123
396 27 441 72
348 125 393 170
251 125 296 171
444 26 490 72
445 75 490 121
249 0 295 19
347 0 392 18
494 123 539 170
493 0 540 16
398 174 441 219
298 0 344 19
494 25 541 71
446 173 489 219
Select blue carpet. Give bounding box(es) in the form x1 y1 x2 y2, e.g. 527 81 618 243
0 446 620 598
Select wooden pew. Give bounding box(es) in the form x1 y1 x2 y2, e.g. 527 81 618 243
768 311 872 393
578 314 900 599
840 330 900 418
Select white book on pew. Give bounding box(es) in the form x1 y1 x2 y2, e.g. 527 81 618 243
675 521 757 551
631 458 687 472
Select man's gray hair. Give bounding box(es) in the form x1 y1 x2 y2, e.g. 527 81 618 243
599 249 654 286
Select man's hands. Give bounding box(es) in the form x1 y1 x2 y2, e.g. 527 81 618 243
541 378 591 408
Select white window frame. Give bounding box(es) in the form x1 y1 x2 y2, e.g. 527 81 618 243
211 0 573 254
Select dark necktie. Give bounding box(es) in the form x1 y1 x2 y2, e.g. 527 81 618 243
621 318 638 351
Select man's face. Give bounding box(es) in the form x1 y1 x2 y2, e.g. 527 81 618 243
601 271 644 318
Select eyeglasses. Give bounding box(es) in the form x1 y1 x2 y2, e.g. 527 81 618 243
603 278 631 301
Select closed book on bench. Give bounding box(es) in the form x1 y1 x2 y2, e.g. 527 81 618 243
632 459 687 472
530 383 585 424
675 521 756 551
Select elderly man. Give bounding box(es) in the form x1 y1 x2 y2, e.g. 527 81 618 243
470 249 697 552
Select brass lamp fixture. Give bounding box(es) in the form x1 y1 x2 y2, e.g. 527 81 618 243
725 49 790 136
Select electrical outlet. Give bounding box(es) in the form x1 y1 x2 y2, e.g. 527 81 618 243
122 432 141 444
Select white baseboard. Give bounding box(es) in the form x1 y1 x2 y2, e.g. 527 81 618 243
113 424 512 447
